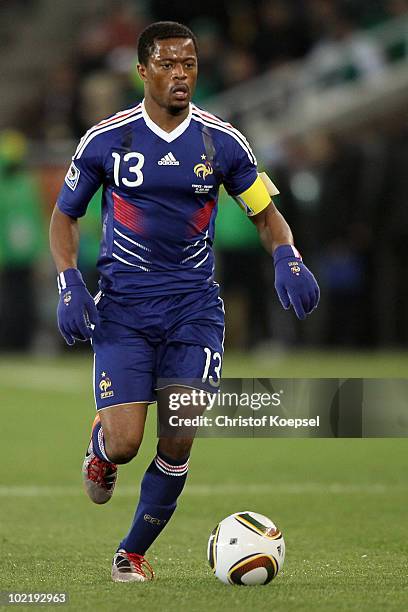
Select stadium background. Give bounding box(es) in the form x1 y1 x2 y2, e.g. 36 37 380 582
0 1 407 611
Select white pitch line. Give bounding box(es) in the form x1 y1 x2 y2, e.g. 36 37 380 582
0 379 86 393
0 483 403 497
0 368 89 393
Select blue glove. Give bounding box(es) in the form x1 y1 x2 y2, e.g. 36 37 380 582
273 245 320 320
56 268 99 345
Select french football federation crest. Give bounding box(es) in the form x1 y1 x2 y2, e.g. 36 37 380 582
99 372 114 399
194 156 213 180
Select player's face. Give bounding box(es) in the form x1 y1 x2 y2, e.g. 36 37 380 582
139 38 198 114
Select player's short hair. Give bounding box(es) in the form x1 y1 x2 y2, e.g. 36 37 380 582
137 21 198 65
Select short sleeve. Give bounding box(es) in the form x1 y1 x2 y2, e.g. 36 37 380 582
222 135 258 197
57 133 104 218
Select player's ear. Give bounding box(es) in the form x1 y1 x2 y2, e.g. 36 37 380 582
137 63 148 82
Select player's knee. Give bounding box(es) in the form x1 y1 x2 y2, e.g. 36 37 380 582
106 438 141 464
159 438 194 461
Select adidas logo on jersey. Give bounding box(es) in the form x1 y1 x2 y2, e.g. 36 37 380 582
158 152 180 166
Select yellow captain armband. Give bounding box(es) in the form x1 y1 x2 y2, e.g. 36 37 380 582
233 173 279 216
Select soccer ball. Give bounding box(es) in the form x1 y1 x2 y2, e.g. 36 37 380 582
207 511 285 585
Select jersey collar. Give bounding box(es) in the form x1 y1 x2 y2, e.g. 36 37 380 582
141 100 192 143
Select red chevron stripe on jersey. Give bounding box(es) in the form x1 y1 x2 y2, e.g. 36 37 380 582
189 199 216 236
113 191 144 235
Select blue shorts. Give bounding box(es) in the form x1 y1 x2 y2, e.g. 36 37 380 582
92 285 224 410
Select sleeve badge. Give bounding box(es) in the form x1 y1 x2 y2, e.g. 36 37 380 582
64 161 81 191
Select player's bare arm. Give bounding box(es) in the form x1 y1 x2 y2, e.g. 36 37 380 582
250 200 293 255
49 205 80 272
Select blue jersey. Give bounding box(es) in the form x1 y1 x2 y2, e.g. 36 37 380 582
57 101 258 300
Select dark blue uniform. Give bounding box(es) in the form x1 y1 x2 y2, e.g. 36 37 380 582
57 101 258 408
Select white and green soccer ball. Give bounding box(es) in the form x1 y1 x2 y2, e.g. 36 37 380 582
207 511 285 586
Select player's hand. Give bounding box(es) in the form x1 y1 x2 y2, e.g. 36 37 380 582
273 245 320 320
56 268 99 345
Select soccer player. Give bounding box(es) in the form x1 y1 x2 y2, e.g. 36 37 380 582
49 21 319 582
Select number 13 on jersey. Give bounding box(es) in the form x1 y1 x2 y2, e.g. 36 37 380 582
112 152 145 187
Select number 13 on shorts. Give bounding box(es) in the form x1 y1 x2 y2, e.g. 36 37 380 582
202 347 222 387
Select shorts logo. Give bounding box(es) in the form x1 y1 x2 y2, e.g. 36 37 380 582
194 154 213 180
65 161 80 191
99 371 114 399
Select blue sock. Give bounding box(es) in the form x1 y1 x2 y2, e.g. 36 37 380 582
91 420 110 462
120 450 189 555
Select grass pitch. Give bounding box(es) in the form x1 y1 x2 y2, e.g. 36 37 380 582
0 351 407 611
